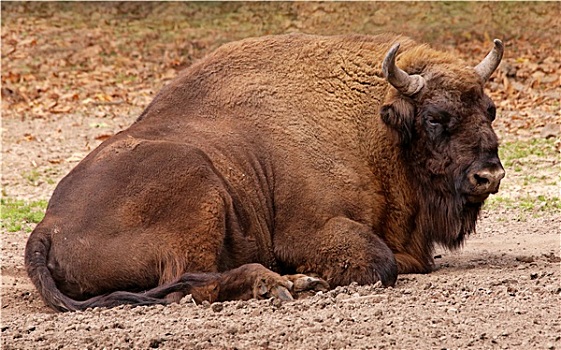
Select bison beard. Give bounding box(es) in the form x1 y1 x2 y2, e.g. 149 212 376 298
25 33 505 312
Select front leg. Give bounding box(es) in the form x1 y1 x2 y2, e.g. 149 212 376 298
276 217 398 287
158 263 329 304
394 252 433 274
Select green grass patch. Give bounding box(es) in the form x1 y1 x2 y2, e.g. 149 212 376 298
21 168 58 186
1 198 48 232
499 139 559 167
522 174 550 186
485 194 561 213
22 169 41 185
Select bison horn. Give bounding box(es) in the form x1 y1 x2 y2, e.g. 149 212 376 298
474 39 504 82
382 43 426 96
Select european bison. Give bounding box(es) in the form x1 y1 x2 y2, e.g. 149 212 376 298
25 33 505 312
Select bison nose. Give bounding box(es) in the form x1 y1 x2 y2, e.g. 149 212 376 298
470 167 506 193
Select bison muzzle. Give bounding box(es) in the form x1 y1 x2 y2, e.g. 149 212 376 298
25 33 505 312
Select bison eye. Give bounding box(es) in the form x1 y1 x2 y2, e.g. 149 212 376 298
487 105 496 121
427 118 441 127
427 110 452 126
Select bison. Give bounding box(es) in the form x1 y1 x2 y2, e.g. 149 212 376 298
25 33 505 312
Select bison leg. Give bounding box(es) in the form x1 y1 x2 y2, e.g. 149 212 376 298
284 274 330 299
159 263 329 304
394 252 433 274
277 217 397 287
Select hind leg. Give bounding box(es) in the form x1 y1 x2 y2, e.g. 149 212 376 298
46 141 253 301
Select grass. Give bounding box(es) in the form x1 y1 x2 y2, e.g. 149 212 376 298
522 174 549 186
484 138 561 213
0 198 48 232
3 2 555 52
485 195 561 213
499 138 558 167
22 169 41 185
21 168 58 186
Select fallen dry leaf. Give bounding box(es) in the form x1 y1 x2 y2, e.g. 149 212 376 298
94 133 114 141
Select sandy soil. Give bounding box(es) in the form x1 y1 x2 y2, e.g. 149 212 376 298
1 212 560 349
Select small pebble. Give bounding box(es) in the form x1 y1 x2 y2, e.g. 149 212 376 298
211 302 223 312
516 256 535 263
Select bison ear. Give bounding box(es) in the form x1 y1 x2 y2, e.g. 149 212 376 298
380 98 415 144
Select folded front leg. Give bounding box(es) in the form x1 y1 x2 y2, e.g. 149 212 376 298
276 216 398 288
159 263 329 304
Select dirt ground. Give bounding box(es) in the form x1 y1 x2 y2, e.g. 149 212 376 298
1 208 560 349
2 3 560 349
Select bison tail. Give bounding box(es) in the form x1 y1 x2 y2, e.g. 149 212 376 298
70 275 215 311
25 228 215 312
24 228 78 312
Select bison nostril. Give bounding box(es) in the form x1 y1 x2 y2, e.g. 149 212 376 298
470 167 504 192
473 173 490 187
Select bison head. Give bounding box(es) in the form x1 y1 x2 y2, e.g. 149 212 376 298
378 40 505 247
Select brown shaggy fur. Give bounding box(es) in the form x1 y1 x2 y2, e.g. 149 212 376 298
25 33 504 312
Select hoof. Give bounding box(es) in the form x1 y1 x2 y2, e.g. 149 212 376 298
286 274 330 299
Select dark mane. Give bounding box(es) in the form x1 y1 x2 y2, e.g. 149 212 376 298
416 186 482 250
